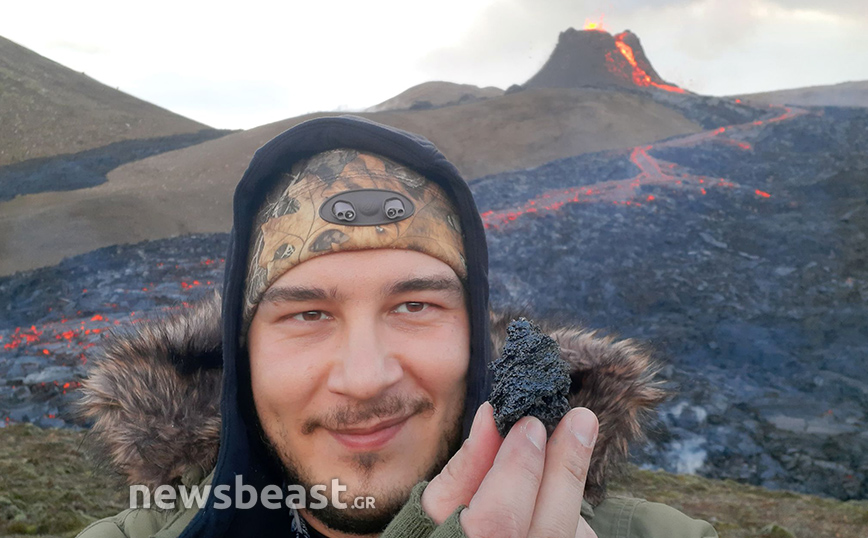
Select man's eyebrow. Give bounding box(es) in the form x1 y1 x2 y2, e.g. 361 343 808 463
383 276 465 298
261 285 345 304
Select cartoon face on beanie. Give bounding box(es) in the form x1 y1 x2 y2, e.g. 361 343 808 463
242 148 467 332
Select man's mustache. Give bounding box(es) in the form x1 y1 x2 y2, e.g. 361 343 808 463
302 394 435 434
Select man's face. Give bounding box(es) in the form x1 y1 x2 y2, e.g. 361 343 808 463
247 248 470 535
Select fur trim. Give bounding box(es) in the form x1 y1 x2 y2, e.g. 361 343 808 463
489 310 666 504
77 292 223 491
78 294 666 504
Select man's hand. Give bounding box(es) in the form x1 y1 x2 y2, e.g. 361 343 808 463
421 402 599 538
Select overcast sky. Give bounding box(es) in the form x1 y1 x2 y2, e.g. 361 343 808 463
2 0 866 129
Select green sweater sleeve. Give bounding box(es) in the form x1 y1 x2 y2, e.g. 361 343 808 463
75 504 200 538
381 481 467 538
588 497 718 538
380 485 719 538
76 470 210 538
76 508 172 538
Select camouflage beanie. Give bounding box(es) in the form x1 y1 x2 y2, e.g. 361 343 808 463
243 148 468 332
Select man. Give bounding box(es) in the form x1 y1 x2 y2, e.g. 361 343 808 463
77 116 717 537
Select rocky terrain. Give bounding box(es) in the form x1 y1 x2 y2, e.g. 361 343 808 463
0 235 227 429
476 102 868 500
2 97 866 502
0 130 230 202
0 28 706 276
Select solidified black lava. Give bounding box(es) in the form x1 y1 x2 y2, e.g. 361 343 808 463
489 317 571 437
0 130 232 202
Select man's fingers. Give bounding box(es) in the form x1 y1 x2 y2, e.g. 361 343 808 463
576 516 599 538
421 402 502 525
528 407 599 538
460 416 547 538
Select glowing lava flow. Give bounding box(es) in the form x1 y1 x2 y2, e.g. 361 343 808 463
481 147 721 229
0 256 226 423
609 32 685 94
480 106 809 230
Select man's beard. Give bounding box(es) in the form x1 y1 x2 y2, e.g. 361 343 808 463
260 394 464 536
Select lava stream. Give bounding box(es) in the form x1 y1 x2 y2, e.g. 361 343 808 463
481 106 808 230
657 105 808 150
0 259 225 374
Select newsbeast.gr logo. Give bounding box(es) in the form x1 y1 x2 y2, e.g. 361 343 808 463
129 476 376 511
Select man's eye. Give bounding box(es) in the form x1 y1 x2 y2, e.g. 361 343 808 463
292 311 327 322
395 302 428 314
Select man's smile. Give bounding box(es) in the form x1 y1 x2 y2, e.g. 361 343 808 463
327 414 411 451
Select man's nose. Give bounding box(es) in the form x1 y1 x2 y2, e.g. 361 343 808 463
326 318 403 400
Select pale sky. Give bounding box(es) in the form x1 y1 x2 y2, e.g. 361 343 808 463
2 0 866 129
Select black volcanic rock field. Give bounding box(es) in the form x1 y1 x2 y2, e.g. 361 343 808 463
478 102 868 500
2 97 866 501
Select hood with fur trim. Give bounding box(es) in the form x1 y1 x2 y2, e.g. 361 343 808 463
79 292 665 505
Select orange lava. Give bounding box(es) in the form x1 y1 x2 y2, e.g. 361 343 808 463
481 106 809 230
583 16 605 31
3 326 43 350
1 258 228 395
612 32 685 94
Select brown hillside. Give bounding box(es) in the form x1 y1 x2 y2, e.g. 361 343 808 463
0 36 209 167
0 87 702 275
366 81 504 112
733 80 868 108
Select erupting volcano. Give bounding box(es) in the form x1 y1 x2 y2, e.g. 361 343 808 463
523 25 685 94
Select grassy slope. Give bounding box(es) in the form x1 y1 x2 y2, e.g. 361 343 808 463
1 424 866 537
609 470 868 538
733 80 868 108
0 425 126 537
365 81 504 112
0 36 209 167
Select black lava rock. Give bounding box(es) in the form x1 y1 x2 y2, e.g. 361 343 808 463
489 317 571 437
